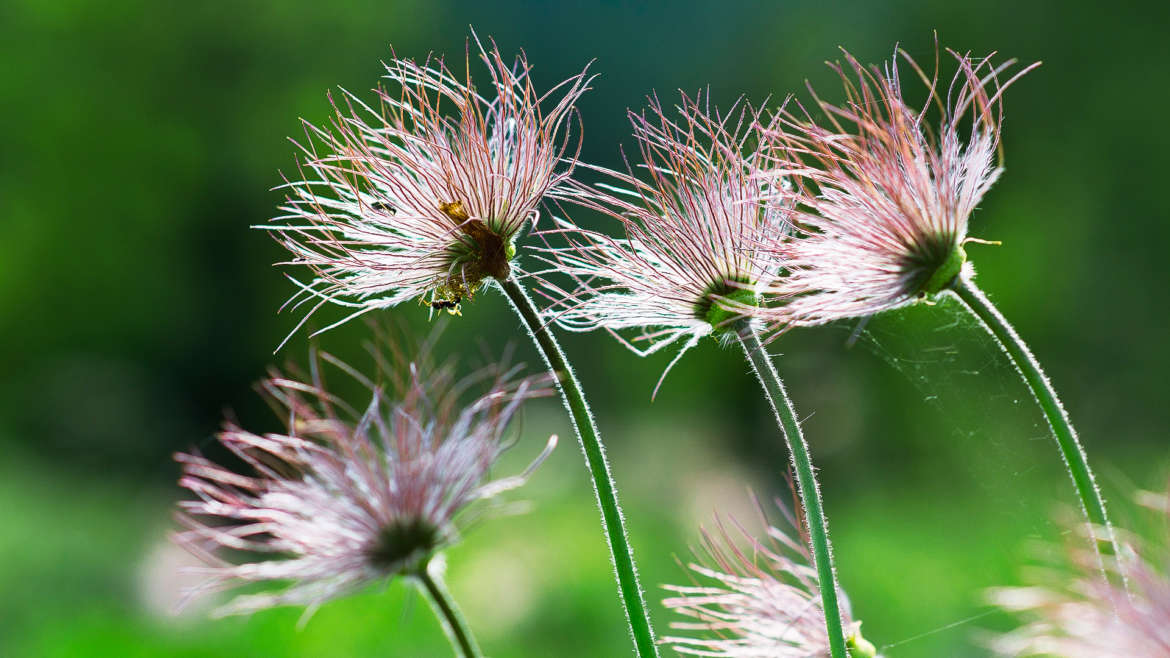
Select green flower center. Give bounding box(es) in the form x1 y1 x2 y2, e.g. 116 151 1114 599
694 277 759 334
442 201 514 278
429 201 519 311
367 518 442 574
902 233 966 297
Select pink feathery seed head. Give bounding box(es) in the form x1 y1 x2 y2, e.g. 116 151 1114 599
172 345 556 618
762 41 1039 326
662 497 875 658
535 90 793 374
264 32 593 345
988 488 1170 657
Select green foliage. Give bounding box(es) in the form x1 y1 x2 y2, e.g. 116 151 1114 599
1 0 1168 655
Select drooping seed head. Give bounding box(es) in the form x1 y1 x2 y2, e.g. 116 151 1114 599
536 91 791 378
762 42 1037 326
266 34 591 343
173 347 555 617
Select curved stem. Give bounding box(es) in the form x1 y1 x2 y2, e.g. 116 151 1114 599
497 275 659 658
735 319 848 658
947 274 1122 578
417 563 483 658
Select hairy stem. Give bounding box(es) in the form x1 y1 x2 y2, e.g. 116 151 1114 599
497 275 659 657
948 273 1122 579
736 319 848 658
418 562 483 658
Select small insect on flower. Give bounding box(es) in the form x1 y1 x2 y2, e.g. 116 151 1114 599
421 294 464 318
537 91 792 394
172 344 556 619
761 41 1038 326
264 32 592 347
988 488 1170 657
663 497 876 658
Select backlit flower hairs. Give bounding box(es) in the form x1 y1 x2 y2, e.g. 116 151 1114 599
763 44 1037 325
537 91 791 392
988 487 1170 657
267 35 591 344
173 344 555 618
662 498 875 657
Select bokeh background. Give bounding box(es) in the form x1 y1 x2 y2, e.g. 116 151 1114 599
2 1 1168 656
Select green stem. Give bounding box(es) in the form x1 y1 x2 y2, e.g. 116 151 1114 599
947 274 1122 575
735 319 848 658
497 275 659 658
417 562 483 658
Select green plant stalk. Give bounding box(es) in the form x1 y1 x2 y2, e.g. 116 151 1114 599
497 274 659 658
735 319 848 658
947 273 1122 573
417 562 483 658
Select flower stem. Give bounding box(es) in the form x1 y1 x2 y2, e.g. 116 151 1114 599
947 274 1122 575
735 319 848 658
417 562 483 658
497 275 659 657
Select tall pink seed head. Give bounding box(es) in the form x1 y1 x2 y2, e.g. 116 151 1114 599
266 34 592 343
536 91 792 368
763 43 1038 326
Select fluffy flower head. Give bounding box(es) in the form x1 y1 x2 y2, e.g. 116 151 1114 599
539 92 790 379
662 500 874 658
268 35 591 342
989 489 1170 657
765 43 1037 325
173 346 555 617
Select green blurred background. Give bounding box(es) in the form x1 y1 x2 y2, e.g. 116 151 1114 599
2 0 1168 656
